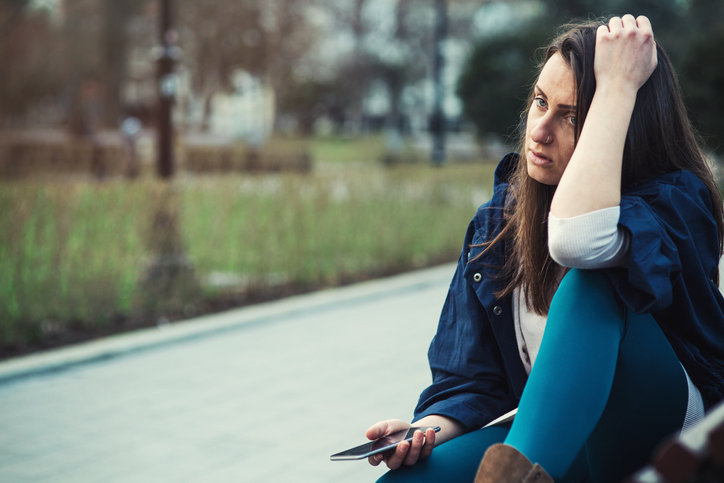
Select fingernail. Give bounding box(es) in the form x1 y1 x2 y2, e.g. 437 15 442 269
399 442 409 451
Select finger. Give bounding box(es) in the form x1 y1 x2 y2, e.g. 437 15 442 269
636 15 652 31
596 24 609 41
608 16 623 33
621 13 637 29
633 14 657 66
368 453 384 467
402 430 425 466
385 441 410 470
365 421 389 441
419 429 437 459
366 420 408 440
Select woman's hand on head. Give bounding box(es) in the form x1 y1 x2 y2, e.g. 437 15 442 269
365 419 436 470
595 15 658 94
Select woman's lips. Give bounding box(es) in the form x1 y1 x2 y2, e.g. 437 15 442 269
528 149 552 167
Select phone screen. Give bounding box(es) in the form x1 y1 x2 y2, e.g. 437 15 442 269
330 426 440 461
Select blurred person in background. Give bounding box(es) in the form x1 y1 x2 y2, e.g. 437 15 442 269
69 78 104 178
121 115 142 178
364 15 724 483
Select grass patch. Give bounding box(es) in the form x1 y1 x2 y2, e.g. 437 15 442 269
0 161 496 354
308 135 387 164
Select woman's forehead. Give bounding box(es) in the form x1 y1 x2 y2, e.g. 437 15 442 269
537 54 576 105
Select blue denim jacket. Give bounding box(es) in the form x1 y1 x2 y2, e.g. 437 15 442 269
413 153 724 432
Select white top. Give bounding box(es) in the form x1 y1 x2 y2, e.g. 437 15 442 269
548 206 630 269
511 207 703 432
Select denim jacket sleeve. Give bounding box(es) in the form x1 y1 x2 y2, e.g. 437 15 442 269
602 170 720 314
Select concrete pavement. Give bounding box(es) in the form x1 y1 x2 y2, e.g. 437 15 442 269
0 263 457 483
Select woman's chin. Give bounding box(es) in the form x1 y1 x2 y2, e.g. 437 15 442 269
527 163 561 186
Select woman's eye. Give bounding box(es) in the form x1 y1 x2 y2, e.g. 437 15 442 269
568 116 576 126
535 97 547 108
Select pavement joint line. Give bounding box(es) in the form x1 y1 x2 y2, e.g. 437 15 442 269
0 263 456 386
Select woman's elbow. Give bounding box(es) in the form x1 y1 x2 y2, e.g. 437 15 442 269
548 233 587 268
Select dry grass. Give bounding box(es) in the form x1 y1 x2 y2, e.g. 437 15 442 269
0 155 497 349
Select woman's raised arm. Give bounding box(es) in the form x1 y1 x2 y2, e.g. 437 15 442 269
550 15 658 219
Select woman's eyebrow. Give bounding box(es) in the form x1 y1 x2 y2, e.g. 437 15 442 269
535 85 576 111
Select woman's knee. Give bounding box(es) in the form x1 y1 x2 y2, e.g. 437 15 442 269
548 269 625 335
556 269 614 298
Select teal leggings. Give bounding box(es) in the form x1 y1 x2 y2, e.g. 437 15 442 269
377 269 689 483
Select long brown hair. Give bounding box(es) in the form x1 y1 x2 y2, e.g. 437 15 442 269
478 18 724 315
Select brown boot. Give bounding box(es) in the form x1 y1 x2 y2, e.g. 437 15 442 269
474 444 553 483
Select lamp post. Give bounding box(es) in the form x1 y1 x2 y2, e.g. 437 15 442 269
157 0 177 179
137 0 198 320
431 0 447 166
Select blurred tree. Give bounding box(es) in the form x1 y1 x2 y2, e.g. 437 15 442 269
278 79 339 134
316 0 443 135
62 0 103 99
314 0 370 130
539 0 689 61
62 0 147 130
381 0 433 133
679 30 724 154
177 0 317 132
101 0 146 127
456 0 723 146
177 0 262 131
0 1 65 124
0 0 27 37
263 0 321 129
457 27 549 141
677 0 724 154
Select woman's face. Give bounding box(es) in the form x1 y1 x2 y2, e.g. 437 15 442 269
525 53 577 186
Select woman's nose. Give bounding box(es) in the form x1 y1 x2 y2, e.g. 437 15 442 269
530 117 553 144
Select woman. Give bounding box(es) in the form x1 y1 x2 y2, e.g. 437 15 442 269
365 15 724 483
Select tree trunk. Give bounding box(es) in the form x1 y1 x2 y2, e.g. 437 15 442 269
102 0 129 128
201 92 213 132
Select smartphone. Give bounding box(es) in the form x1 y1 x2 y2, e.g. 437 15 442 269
330 426 441 461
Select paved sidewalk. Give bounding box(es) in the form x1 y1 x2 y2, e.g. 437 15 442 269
0 263 456 483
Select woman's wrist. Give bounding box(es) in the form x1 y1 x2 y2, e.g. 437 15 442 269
591 82 638 111
414 414 465 446
551 87 630 218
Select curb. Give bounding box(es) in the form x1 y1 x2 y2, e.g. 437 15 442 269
0 263 456 385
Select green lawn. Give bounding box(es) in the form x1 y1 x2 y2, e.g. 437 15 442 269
309 135 388 164
0 146 497 348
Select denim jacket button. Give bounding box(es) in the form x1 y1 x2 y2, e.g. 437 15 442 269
473 273 482 282
493 306 503 316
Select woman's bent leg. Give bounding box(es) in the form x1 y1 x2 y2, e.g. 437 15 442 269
585 308 688 481
504 269 688 481
376 424 510 483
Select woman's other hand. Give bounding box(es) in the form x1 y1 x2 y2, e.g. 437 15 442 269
365 419 436 470
365 415 465 470
594 15 658 94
